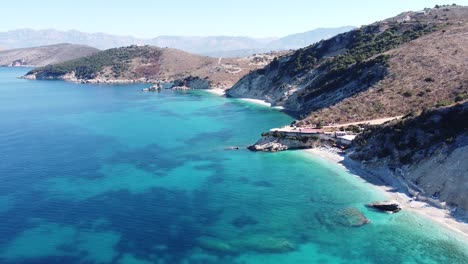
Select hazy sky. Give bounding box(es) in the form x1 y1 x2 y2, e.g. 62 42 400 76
1 0 466 38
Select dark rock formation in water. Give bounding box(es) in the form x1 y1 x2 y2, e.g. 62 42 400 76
231 235 296 253
196 236 237 254
367 201 402 213
231 215 259 228
336 207 371 227
252 180 274 187
316 207 370 228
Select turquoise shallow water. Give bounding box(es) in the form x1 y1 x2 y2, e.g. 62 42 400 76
0 67 467 264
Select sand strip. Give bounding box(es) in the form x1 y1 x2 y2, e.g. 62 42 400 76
240 98 285 109
204 88 226 96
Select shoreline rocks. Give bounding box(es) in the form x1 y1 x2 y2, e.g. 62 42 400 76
367 201 402 213
247 131 328 152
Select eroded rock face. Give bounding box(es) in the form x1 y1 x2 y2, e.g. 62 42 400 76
10 59 27 66
247 136 290 152
173 76 211 90
247 132 324 152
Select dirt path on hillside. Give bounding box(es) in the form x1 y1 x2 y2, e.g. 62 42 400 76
325 116 403 128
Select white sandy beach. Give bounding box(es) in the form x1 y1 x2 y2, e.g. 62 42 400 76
205 89 285 109
303 147 468 239
240 98 271 107
240 98 285 109
205 88 226 96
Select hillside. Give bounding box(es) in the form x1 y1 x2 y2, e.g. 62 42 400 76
267 26 356 50
227 5 468 125
23 45 284 89
350 102 468 212
0 43 99 67
0 27 353 57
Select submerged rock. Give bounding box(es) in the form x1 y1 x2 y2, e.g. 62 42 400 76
337 207 371 227
367 200 402 213
196 236 237 254
232 235 296 253
316 207 370 228
225 146 240 150
252 180 274 187
231 215 259 228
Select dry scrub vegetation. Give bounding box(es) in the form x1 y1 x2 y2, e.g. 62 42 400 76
301 6 468 125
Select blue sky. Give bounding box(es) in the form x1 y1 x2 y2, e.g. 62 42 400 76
1 0 466 37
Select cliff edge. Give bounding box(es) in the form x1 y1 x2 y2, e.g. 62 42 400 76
350 102 468 213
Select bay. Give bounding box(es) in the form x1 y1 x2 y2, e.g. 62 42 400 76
0 67 466 263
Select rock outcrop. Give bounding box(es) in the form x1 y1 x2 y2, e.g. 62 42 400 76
367 201 402 213
247 131 328 152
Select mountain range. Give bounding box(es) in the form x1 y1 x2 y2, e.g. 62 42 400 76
0 27 354 57
0 43 99 67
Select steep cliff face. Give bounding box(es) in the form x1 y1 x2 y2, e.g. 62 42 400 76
227 6 468 122
226 30 359 109
350 102 468 211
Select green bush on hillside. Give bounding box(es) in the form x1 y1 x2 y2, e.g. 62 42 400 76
28 46 161 79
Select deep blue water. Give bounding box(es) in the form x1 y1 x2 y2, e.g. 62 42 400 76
0 67 467 264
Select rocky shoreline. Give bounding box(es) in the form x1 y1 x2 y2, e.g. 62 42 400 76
247 131 331 152
247 131 468 236
21 72 228 90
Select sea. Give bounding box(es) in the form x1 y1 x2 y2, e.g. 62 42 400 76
0 67 467 264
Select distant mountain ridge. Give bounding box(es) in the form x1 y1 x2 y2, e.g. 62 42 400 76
0 43 99 67
267 26 356 50
0 27 355 57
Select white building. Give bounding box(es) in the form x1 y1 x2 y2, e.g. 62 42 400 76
337 135 356 145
